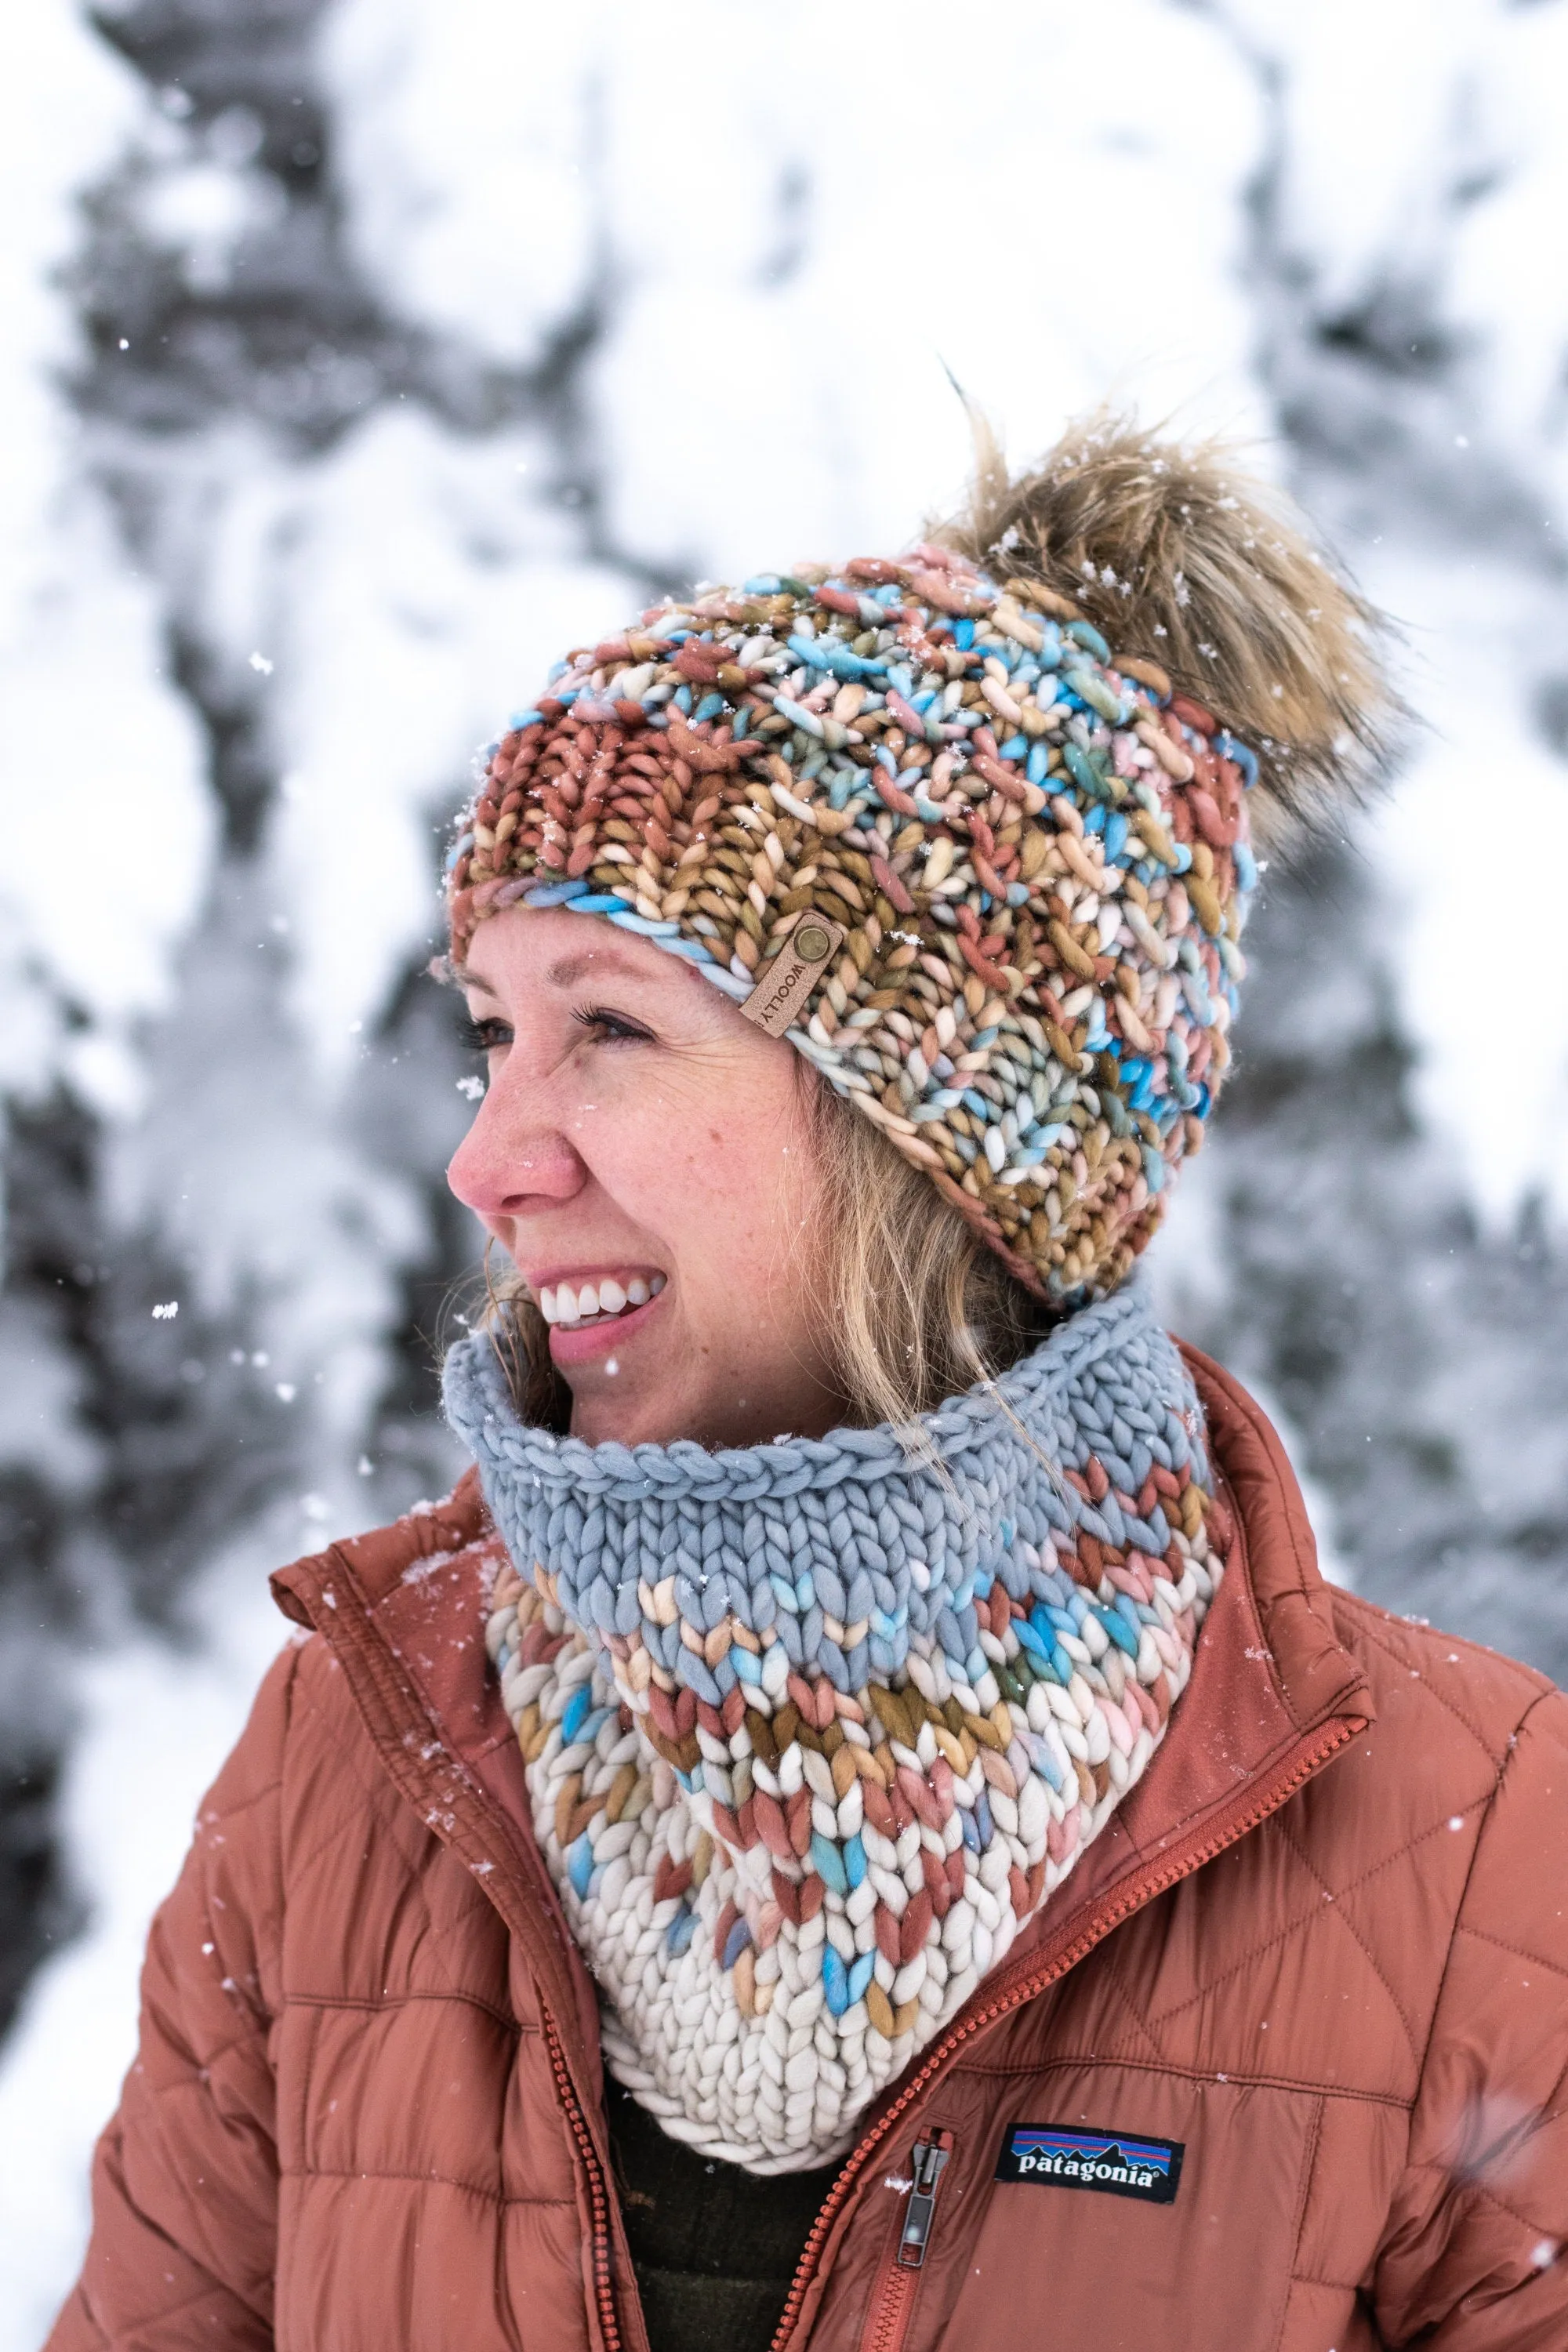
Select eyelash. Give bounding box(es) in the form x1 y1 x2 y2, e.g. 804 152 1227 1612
574 1004 654 1045
456 1007 654 1053
458 1015 510 1053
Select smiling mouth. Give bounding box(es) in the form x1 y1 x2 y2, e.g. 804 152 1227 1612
538 1272 666 1329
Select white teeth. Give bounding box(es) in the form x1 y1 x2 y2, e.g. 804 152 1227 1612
539 1274 663 1327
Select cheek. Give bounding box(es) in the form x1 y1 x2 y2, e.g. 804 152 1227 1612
568 1089 724 1232
683 1096 823 1297
587 1066 818 1280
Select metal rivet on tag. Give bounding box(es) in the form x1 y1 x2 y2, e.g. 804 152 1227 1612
739 915 846 1038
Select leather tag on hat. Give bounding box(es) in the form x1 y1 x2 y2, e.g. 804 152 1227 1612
740 915 845 1037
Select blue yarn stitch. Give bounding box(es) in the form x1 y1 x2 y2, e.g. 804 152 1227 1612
444 1281 1210 1704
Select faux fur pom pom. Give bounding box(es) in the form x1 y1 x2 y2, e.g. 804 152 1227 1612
932 413 1403 837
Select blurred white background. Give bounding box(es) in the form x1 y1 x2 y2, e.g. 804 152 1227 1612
2 0 1566 2336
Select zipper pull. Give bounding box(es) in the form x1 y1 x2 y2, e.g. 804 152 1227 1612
896 2133 953 2270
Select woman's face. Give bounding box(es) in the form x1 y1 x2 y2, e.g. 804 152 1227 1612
446 905 847 1449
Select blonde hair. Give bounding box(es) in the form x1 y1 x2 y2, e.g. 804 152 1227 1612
470 1073 1050 1439
804 1083 1051 1425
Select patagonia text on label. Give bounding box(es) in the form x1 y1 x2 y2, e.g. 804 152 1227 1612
996 2123 1184 2205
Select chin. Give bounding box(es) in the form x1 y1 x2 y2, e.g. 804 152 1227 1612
570 1386 743 1454
567 1383 677 1449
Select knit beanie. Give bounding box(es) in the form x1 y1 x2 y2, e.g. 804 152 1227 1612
445 420 1389 1308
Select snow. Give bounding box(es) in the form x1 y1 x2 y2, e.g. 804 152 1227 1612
321 0 603 372
1365 550 1568 1220
249 408 635 1065
2 0 1567 2336
166 404 630 1069
0 4 211 1121
1227 0 1568 1217
323 0 1272 577
1225 0 1497 306
136 156 289 293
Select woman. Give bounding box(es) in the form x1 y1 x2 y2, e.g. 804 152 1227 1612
49 423 1568 2352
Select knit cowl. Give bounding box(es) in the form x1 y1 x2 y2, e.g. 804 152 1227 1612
442 1281 1229 2172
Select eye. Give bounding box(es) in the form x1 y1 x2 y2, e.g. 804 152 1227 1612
459 1014 511 1053
574 1003 655 1046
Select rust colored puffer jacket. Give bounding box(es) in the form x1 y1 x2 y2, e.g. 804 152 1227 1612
48 1350 1568 2352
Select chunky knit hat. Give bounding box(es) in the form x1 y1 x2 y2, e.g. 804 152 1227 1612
446 420 1388 1307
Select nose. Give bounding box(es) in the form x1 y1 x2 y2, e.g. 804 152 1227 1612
446 1062 585 1226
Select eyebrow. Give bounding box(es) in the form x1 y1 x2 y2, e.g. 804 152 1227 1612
443 945 669 1000
543 947 659 989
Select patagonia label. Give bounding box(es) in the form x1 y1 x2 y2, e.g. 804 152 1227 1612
739 916 845 1037
996 2123 1184 2205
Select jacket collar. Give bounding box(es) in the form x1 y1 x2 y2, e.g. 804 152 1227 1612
270 1475 606 2075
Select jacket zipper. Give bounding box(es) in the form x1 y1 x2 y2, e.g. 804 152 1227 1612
768 1715 1360 2352
542 2005 625 2352
858 2132 954 2352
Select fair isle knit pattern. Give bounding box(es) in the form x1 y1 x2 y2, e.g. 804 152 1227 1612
445 549 1259 1307
445 1283 1231 2171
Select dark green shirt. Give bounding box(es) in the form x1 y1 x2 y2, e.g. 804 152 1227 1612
605 2078 841 2352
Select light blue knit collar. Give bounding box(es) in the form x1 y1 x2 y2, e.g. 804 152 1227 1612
442 1279 1209 1707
